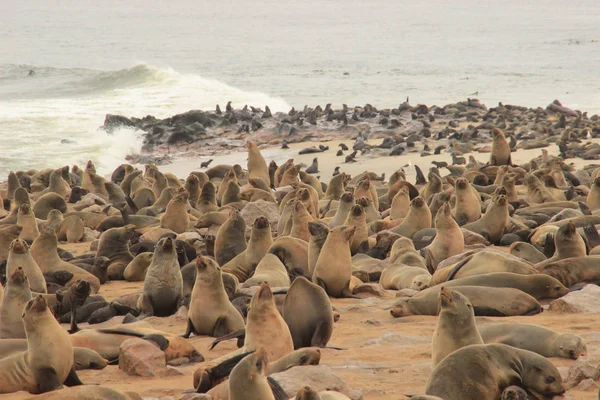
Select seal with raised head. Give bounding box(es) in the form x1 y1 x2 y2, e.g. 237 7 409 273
283 276 334 349
228 348 285 400
391 196 432 239
182 256 245 338
535 221 586 268
246 141 271 187
479 322 587 359
215 209 247 266
123 252 153 282
462 194 509 244
160 189 190 234
17 203 39 242
95 224 135 280
431 287 483 367
137 237 183 318
0 295 83 394
46 209 85 243
421 202 464 272
425 344 565 399
7 239 46 293
312 225 356 298
453 178 481 224
223 216 273 283
242 253 290 288
489 128 512 166
0 267 33 338
0 224 23 261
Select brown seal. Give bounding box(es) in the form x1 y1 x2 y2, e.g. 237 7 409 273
137 237 183 317
343 204 370 254
489 128 512 166
295 387 351 399
26 386 142 400
160 189 190 234
123 252 153 282
441 272 568 299
32 192 68 219
30 228 101 293
215 209 247 266
462 194 509 244
509 241 547 264
390 185 411 219
228 348 278 400
380 265 431 291
17 203 39 242
587 176 600 210
353 177 379 210
0 225 23 261
182 256 245 338
426 344 565 399
308 221 329 276
7 239 46 293
95 224 135 280
0 295 83 394
431 287 483 367
453 178 481 224
328 192 354 227
246 141 271 187
242 253 290 288
535 221 586 268
197 181 219 214
46 210 85 243
420 171 442 203
274 159 294 187
290 200 314 242
390 196 432 239
421 202 464 271
0 267 32 338
479 323 587 359
324 173 349 201
536 255 600 287
390 285 542 317
283 276 334 349
312 225 356 298
223 217 273 282
268 236 310 278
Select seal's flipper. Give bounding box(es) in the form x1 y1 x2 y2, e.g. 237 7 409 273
181 318 196 338
446 255 473 281
267 377 288 400
141 334 170 351
543 233 556 258
210 351 253 380
584 223 600 250
579 202 592 216
472 306 506 317
63 366 84 387
311 321 333 348
209 329 246 350
36 367 63 393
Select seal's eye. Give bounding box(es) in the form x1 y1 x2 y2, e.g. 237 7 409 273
299 356 308 364
255 360 263 371
545 376 556 384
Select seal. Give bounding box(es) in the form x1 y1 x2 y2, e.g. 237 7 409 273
7 239 46 293
390 185 411 219
509 241 547 264
0 225 23 261
228 348 284 400
79 256 110 284
30 228 101 293
242 253 290 288
268 236 310 278
137 237 183 318
479 323 587 359
421 202 464 272
344 204 370 254
380 265 431 291
420 171 442 203
328 192 354 228
197 181 219 214
499 386 528 400
215 209 247 266
244 283 294 361
390 196 432 239
425 344 565 400
123 252 153 282
283 276 334 349
17 203 39 242
274 159 294 188
305 157 319 174
95 224 135 281
290 200 314 242
26 386 142 400
353 177 379 210
430 250 537 285
312 225 356 298
308 221 329 276
489 128 512 166
390 285 542 317
587 177 600 210
223 216 273 282
462 194 509 244
453 178 481 224
0 267 32 338
160 189 190 234
182 256 245 338
431 287 483 367
46 210 85 243
246 141 271 187
324 173 349 201
441 272 568 299
0 295 83 394
206 164 235 180
295 387 351 400
535 221 586 268
536 255 600 287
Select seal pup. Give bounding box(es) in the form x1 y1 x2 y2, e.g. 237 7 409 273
431 287 483 367
421 202 464 272
137 237 183 318
223 216 273 282
479 323 587 359
17 203 39 242
0 295 83 394
425 344 565 400
312 225 356 298
215 209 247 266
0 268 32 338
6 239 46 293
123 252 153 282
182 256 245 338
283 276 334 349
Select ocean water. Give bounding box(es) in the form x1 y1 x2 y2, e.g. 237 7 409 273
1 0 600 177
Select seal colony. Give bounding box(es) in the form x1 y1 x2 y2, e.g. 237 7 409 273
0 98 600 398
